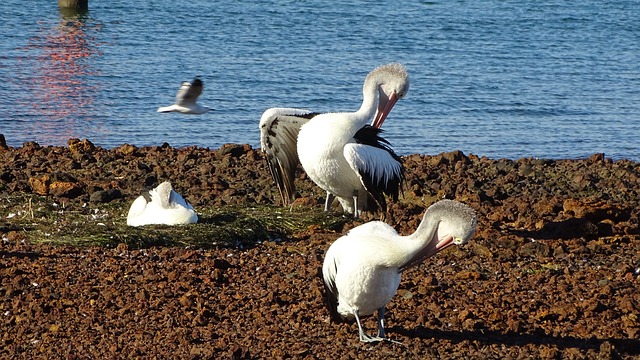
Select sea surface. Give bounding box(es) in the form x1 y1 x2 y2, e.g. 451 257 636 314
1 0 639 161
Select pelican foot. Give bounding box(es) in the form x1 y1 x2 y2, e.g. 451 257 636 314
358 334 402 345
359 333 385 343
382 337 403 345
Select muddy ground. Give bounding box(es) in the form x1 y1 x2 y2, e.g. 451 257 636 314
0 137 639 359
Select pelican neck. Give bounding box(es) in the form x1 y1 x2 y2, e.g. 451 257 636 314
355 73 381 122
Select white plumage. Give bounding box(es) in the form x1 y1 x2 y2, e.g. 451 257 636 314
259 63 409 217
322 199 478 343
157 77 210 114
126 181 198 226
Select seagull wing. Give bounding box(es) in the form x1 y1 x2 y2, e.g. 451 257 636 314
175 78 203 106
259 107 320 205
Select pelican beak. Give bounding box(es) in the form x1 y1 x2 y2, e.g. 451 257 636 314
371 92 399 129
434 235 455 251
417 234 456 262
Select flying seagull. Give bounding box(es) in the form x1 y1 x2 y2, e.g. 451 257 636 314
157 77 211 114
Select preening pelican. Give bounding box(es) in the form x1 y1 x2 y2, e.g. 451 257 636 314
126 181 198 226
322 199 477 343
259 63 409 217
157 77 211 114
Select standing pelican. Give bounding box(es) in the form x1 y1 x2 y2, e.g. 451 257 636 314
126 181 198 226
322 199 477 342
157 77 211 114
259 63 409 217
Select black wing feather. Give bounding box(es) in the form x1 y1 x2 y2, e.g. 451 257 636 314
352 125 404 212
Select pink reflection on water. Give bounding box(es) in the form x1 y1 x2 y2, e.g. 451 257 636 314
17 10 105 145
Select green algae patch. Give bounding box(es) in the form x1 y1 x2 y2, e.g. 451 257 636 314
0 194 350 249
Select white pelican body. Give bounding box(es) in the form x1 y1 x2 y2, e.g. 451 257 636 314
126 181 198 226
157 77 211 114
322 199 477 342
260 63 409 217
296 109 400 216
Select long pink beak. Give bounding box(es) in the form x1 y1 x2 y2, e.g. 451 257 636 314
371 92 399 129
435 235 455 252
423 235 455 259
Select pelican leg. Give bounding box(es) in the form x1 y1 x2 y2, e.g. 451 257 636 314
353 310 383 343
324 192 335 212
376 307 402 344
352 190 359 218
376 307 386 338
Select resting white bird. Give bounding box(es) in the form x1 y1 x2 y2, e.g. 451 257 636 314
322 199 477 343
260 63 409 217
126 181 198 226
157 77 211 114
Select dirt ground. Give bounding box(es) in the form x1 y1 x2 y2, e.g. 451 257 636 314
1 137 639 359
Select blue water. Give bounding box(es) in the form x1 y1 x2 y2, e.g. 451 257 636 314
1 1 639 161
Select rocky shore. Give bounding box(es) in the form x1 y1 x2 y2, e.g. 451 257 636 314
1 137 639 359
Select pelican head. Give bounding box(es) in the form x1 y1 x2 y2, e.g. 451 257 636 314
406 199 478 265
368 63 410 128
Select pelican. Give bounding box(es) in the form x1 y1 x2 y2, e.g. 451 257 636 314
322 199 477 343
157 77 211 114
126 181 198 226
259 63 409 217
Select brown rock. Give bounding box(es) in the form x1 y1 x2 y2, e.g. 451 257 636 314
116 143 138 155
0 134 8 151
563 198 629 222
48 181 83 199
518 241 551 258
28 174 51 195
68 138 95 154
587 153 605 163
218 143 251 157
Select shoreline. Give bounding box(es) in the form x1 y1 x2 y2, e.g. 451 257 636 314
2 134 639 164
